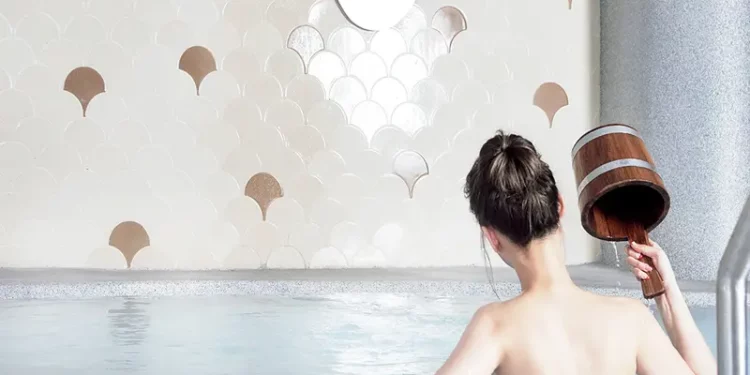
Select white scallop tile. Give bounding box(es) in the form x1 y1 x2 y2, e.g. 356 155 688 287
329 221 366 260
16 117 61 156
224 195 263 234
111 17 153 56
199 70 241 109
166 193 219 229
150 120 197 152
409 78 449 117
223 245 262 269
89 144 129 173
85 246 127 269
325 125 368 166
265 48 303 88
108 119 151 157
201 220 242 264
348 149 388 185
37 142 82 182
63 118 105 159
305 99 347 136
265 98 304 132
14 65 55 97
287 125 325 161
307 50 347 94
430 54 469 93
372 221 407 257
286 222 324 263
15 12 59 54
266 196 306 241
0 68 8 92
431 150 472 184
309 197 348 235
134 0 178 27
84 93 128 134
329 75 366 120
452 79 491 110
370 28 407 68
411 126 450 165
351 246 387 268
223 146 262 185
309 246 347 268
34 91 82 127
64 15 106 48
132 45 180 92
199 170 240 216
222 0 263 34
409 28 447 67
204 19 242 63
328 172 365 207
473 53 512 87
243 21 284 68
308 149 345 184
287 25 324 71
472 102 512 133
130 246 177 269
0 38 35 77
0 192 21 229
350 52 388 94
172 145 220 182
391 102 427 136
284 172 323 215
391 53 428 93
370 77 407 118
0 13 9 40
178 0 219 31
14 166 57 202
0 89 34 132
266 0 308 37
88 0 134 25
237 121 285 151
267 246 306 269
147 169 195 202
223 97 262 131
286 74 326 114
370 125 410 161
222 48 260 84
156 20 195 53
431 103 470 141
374 173 406 201
175 95 219 130
307 0 349 40
393 150 429 198
393 4 427 44
350 100 387 142
132 144 174 180
244 73 283 113
244 221 282 262
327 26 365 68
197 120 240 163
258 147 306 187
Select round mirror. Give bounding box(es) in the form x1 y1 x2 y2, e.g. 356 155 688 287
337 0 416 31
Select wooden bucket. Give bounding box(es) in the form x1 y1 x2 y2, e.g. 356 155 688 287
571 124 670 298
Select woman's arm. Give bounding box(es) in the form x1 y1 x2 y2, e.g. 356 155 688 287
626 240 717 375
435 306 502 375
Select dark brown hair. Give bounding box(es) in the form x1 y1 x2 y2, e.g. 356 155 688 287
464 131 560 247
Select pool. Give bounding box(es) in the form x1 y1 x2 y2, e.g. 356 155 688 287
0 266 743 374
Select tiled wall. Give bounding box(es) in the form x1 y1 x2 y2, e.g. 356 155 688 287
0 0 599 269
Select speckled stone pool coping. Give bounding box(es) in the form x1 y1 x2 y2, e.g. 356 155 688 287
0 264 734 307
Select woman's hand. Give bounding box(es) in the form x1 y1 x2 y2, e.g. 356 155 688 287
624 240 677 291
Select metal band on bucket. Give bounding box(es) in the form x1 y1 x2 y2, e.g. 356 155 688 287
577 158 656 195
571 125 642 158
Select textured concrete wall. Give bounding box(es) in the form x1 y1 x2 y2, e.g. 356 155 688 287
600 0 750 281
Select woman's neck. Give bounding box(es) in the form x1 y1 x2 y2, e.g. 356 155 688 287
513 231 576 293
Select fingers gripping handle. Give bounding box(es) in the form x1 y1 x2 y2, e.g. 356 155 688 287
627 224 666 299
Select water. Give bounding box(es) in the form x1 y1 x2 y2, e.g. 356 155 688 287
0 295 741 374
610 241 623 287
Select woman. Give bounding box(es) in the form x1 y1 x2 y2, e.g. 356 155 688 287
435 131 716 374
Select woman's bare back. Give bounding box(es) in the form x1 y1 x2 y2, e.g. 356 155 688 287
489 289 642 375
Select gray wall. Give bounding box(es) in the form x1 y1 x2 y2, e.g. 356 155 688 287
600 1 750 281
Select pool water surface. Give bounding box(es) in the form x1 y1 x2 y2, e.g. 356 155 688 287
0 294 742 374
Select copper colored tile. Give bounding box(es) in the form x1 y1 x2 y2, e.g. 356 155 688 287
533 82 569 127
431 6 467 51
63 67 105 116
244 172 284 220
179 46 217 95
109 221 150 268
